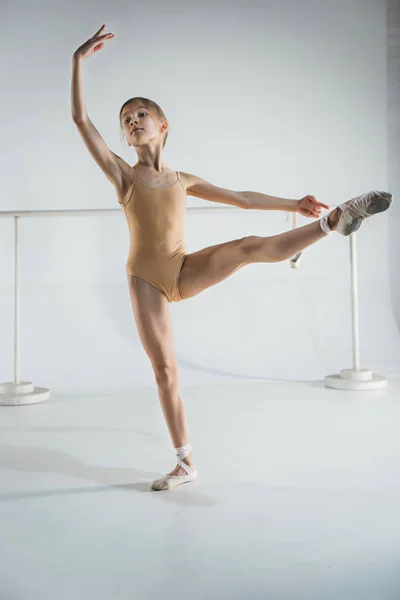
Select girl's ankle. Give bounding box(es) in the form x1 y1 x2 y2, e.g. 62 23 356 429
328 207 341 230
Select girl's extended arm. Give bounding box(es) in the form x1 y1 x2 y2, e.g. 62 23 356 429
71 26 125 189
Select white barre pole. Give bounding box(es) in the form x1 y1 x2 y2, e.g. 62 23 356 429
0 216 50 405
324 231 387 390
350 232 360 371
14 217 20 386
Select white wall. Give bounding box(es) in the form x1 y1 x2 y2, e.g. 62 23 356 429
1 0 399 391
388 0 400 328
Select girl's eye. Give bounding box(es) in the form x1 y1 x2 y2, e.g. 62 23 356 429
125 112 147 124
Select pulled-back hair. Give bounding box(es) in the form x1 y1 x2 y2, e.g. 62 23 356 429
119 97 168 149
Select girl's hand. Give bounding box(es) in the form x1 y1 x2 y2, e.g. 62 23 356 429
297 195 330 218
73 24 114 60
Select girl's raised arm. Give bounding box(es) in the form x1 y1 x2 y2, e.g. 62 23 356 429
71 25 126 189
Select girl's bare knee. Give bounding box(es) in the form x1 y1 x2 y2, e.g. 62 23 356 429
154 364 178 388
240 235 258 259
241 235 279 263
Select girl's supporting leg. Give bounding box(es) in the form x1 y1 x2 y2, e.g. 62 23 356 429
127 275 194 478
178 207 341 300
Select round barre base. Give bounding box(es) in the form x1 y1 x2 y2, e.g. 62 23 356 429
0 381 51 406
324 369 388 391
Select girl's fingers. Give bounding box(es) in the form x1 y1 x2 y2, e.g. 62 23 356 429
93 24 106 37
93 33 114 42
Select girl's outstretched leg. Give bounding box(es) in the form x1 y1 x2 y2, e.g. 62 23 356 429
178 208 341 300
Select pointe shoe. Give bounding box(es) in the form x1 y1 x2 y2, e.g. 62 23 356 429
336 190 393 236
151 444 198 491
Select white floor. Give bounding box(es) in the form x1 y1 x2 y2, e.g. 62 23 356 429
1 378 400 600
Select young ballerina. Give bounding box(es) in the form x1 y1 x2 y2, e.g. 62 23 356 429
71 25 393 491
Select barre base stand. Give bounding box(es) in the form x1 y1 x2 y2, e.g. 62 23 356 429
0 382 50 406
325 369 387 391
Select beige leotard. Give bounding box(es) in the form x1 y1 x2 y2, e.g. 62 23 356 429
118 168 187 303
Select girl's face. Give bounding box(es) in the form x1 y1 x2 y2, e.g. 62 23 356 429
121 103 168 147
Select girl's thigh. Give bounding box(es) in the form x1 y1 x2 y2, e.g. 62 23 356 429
178 236 260 300
127 275 177 370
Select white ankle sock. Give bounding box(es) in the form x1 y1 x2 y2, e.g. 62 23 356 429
319 214 332 234
320 202 348 235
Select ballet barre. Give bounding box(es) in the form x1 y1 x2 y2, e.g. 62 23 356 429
0 207 387 405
